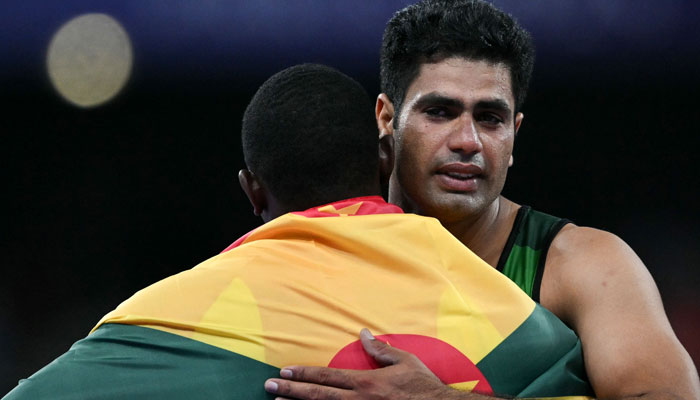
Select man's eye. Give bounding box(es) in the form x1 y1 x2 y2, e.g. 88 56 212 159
478 113 504 125
425 107 450 118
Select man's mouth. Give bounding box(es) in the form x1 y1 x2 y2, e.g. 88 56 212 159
443 172 476 180
435 163 483 192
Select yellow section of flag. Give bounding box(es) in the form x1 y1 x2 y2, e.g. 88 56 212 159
317 202 363 216
95 210 535 368
449 381 480 391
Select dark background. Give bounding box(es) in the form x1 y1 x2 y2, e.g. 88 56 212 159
2 1 699 394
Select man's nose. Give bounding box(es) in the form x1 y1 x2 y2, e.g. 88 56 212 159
447 115 483 154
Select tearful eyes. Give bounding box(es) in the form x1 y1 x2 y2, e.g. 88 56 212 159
477 113 504 125
425 107 451 118
423 108 505 126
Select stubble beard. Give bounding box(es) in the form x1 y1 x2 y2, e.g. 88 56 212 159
391 173 495 226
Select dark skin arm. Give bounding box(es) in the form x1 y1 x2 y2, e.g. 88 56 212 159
264 329 498 400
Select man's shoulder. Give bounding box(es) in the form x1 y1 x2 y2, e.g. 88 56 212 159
547 223 634 275
549 223 625 255
541 223 648 324
539 223 699 399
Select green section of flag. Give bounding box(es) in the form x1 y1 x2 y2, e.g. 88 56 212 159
6 311 593 399
517 339 591 398
477 304 594 398
502 244 541 296
5 324 277 399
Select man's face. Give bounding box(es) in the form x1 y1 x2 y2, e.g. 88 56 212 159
387 57 522 224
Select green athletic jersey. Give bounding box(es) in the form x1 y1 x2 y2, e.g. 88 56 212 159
497 206 570 302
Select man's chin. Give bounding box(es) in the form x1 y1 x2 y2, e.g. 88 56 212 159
419 192 489 222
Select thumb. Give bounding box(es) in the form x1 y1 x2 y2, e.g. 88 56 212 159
359 328 402 367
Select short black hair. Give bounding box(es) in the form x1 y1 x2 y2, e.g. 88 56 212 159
380 0 535 119
242 64 378 210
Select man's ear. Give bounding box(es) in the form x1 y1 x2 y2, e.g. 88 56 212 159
510 112 525 167
376 93 395 138
378 134 395 186
238 169 267 216
514 112 524 135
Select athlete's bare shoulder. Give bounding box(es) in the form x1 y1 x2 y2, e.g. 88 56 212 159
540 224 700 399
540 224 630 321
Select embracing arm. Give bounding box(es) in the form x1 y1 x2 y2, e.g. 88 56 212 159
264 329 504 400
540 225 700 400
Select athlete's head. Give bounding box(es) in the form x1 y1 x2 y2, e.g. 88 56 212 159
239 63 392 222
377 0 534 223
380 0 534 121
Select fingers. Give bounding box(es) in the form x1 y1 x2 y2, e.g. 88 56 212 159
359 328 404 367
265 376 351 400
277 366 355 389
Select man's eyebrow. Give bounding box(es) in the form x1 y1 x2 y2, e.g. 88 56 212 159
412 93 465 110
411 93 512 115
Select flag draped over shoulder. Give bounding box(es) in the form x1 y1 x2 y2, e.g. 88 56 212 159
6 197 593 399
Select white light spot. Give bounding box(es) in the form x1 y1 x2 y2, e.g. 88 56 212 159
47 13 133 108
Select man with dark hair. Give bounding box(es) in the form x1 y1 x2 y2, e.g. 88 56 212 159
239 63 381 217
5 64 590 399
264 1 700 400
380 0 534 122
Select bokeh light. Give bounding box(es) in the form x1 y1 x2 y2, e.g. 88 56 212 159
46 13 133 108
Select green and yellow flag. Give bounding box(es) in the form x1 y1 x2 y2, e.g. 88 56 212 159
6 197 593 399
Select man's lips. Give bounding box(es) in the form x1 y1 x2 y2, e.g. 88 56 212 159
434 163 483 192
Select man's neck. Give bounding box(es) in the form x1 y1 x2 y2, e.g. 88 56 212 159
440 196 520 268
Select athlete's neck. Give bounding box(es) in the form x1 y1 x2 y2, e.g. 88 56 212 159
441 196 520 268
